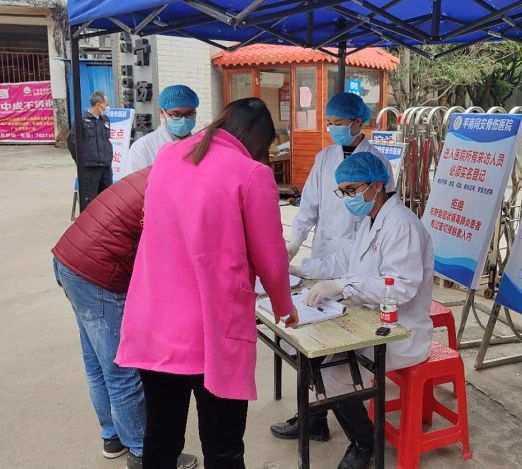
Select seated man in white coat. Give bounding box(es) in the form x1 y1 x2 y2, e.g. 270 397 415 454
125 85 199 174
302 152 434 469
287 92 395 280
271 93 395 443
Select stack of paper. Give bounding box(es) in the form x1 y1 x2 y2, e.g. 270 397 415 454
259 288 346 326
255 275 302 296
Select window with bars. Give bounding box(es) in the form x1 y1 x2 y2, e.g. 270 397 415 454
0 50 51 84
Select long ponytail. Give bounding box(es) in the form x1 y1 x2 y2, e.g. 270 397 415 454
185 98 275 164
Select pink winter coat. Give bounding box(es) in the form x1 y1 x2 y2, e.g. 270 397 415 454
115 129 293 400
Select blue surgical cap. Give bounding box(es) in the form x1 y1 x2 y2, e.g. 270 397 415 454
325 92 371 123
335 151 390 186
159 85 199 110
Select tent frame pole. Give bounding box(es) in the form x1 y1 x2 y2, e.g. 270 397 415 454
306 11 314 47
433 22 518 59
432 0 441 40
108 16 133 33
356 0 431 41
132 4 169 34
227 18 285 51
143 15 218 35
183 0 234 25
329 5 427 43
338 40 346 93
242 0 350 27
442 1 522 40
70 26 87 213
233 0 266 26
78 30 112 39
316 20 366 49
73 21 92 38
174 28 230 49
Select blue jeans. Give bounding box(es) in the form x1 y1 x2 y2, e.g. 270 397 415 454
53 258 145 456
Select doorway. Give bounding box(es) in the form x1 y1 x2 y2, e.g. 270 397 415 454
259 68 291 190
224 67 293 193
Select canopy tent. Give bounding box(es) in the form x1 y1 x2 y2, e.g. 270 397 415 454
68 0 522 59
67 0 522 215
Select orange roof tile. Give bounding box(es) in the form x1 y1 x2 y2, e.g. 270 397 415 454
212 44 399 71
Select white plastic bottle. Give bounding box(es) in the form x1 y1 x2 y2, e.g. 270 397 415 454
379 277 399 328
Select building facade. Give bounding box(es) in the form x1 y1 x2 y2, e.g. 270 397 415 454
0 0 68 144
111 34 223 135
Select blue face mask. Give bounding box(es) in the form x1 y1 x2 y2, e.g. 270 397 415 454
99 104 110 117
343 184 375 217
329 124 360 146
167 117 196 138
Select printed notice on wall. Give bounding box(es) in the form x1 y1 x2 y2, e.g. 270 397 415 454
422 113 522 289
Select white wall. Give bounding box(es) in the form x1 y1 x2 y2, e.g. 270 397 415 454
155 36 222 131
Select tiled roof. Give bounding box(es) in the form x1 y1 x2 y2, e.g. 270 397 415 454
212 44 399 71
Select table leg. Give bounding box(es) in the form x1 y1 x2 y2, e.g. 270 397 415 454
297 352 310 469
373 344 386 469
274 334 282 400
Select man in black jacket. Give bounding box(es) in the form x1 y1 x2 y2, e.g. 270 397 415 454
67 91 113 207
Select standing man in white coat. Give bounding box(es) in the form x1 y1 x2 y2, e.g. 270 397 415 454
286 92 395 280
302 152 434 469
125 85 199 174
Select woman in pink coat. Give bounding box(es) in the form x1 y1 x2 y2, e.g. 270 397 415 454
116 98 298 469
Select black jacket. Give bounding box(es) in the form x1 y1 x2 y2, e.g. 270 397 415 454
67 111 113 167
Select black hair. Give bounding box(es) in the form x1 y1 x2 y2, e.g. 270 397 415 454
186 97 275 164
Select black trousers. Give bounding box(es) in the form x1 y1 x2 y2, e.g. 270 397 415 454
311 356 374 447
82 166 112 207
333 401 374 447
140 370 248 469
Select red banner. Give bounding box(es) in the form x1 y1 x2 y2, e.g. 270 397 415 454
0 81 55 143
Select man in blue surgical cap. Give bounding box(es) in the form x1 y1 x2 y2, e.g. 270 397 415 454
125 84 199 174
271 93 395 444
287 92 395 280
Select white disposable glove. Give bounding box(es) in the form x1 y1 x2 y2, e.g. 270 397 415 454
286 241 301 261
305 279 346 306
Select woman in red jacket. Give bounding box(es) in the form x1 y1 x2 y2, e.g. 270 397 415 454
52 167 197 469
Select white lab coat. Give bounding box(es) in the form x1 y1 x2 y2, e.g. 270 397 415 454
293 138 395 279
322 194 434 396
125 126 173 175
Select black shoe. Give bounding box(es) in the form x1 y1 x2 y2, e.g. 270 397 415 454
177 453 198 469
102 437 128 459
336 441 373 469
126 452 142 469
270 414 330 441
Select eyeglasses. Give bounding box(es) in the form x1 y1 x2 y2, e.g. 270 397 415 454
162 109 197 120
334 183 368 198
327 119 353 127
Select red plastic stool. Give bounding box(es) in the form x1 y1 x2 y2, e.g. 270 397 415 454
430 301 458 395
430 301 457 350
369 341 472 469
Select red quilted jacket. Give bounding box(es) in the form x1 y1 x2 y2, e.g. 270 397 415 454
52 166 151 293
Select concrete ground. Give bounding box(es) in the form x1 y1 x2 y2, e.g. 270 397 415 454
1 145 521 469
